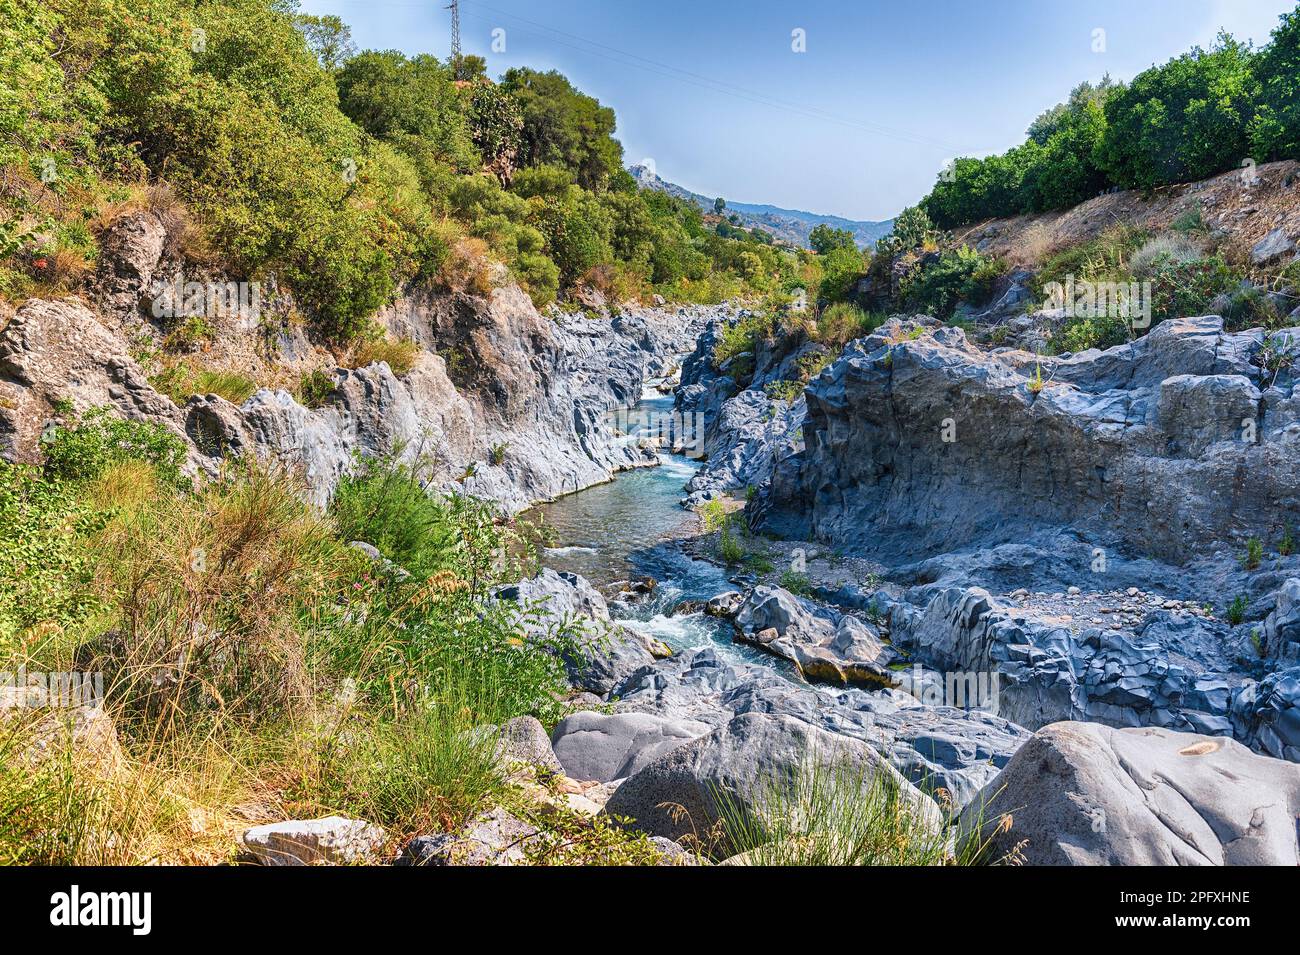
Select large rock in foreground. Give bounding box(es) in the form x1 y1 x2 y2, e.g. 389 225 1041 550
604 712 941 856
550 710 711 782
242 816 386 866
960 721 1300 865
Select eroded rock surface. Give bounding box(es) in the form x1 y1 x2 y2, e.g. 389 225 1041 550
604 712 942 855
756 317 1299 564
960 721 1300 865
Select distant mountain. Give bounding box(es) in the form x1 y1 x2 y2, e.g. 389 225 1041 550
628 164 894 250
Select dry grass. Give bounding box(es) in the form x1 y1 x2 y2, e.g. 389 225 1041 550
87 464 350 731
152 362 259 405
1017 222 1060 266
1129 232 1207 277
439 236 496 297
346 336 419 376
94 182 211 264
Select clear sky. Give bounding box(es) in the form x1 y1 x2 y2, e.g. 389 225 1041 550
299 0 1296 221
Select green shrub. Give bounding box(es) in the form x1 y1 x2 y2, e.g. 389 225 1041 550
764 380 803 403
713 755 1002 865
296 369 336 409
1226 594 1248 626
718 525 745 565
816 303 880 347
817 244 867 304
1144 253 1244 325
0 464 107 644
712 314 771 369
900 247 1001 318
697 498 729 532
1249 9 1300 160
1055 314 1131 353
1096 34 1258 191
330 452 507 584
1244 537 1264 570
40 407 187 487
303 694 505 835
779 570 813 596
1170 205 1207 235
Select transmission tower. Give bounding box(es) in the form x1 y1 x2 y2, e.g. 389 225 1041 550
447 0 462 79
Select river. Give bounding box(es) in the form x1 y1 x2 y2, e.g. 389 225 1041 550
526 383 779 669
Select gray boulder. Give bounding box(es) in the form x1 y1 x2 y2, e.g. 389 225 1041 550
242 816 386 866
1233 666 1300 761
550 710 711 782
1252 227 1295 265
613 645 1027 806
397 808 538 866
497 715 564 776
495 569 654 695
603 712 941 856
960 722 1300 865
1261 578 1300 662
734 586 898 685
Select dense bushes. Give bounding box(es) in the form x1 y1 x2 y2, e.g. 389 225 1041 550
0 0 790 341
900 247 1001 318
0 404 612 861
1096 36 1258 191
40 406 188 487
922 11 1300 227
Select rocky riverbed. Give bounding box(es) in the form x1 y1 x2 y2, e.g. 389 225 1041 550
477 305 1300 865
7 208 1300 864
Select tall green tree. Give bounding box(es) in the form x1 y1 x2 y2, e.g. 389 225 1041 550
499 68 624 190
1096 33 1259 189
809 223 856 255
1250 8 1300 161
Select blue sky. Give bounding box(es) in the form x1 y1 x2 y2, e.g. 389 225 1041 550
300 0 1296 221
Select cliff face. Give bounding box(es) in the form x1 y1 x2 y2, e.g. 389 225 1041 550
0 210 724 512
754 316 1300 564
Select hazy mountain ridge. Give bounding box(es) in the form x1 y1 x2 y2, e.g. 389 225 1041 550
629 164 894 249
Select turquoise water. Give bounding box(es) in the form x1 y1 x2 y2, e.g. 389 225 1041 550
528 386 774 667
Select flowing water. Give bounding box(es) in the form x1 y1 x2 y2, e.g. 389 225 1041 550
527 384 778 668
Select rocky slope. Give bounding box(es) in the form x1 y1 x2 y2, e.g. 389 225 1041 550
474 569 1299 865
703 313 1300 766
0 210 728 512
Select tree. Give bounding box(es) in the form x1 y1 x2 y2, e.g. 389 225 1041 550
467 78 522 185
809 223 856 255
714 197 726 214
1026 77 1120 143
1096 33 1259 189
335 51 478 175
1250 8 1300 161
293 14 356 72
499 68 624 190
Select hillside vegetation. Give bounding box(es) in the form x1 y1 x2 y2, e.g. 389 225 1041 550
0 0 806 343
919 13 1300 227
